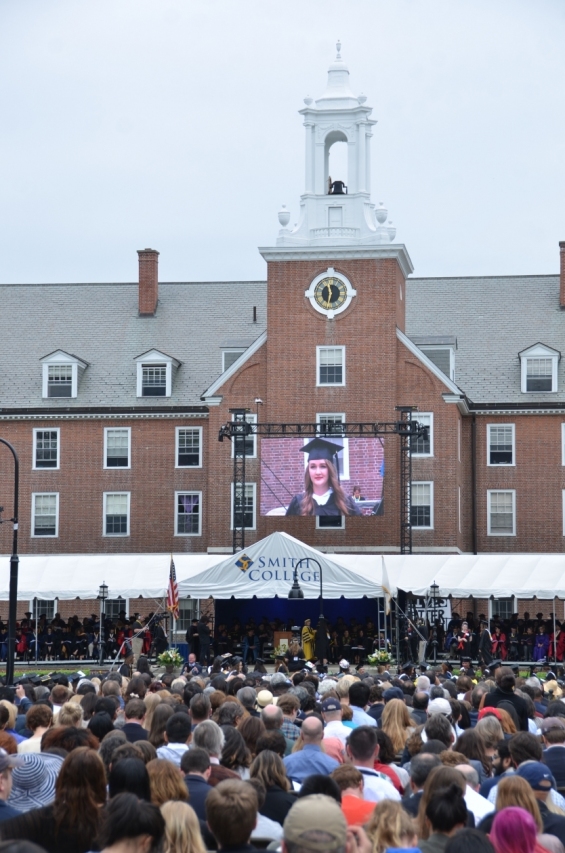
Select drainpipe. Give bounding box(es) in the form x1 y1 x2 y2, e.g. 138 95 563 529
471 415 478 555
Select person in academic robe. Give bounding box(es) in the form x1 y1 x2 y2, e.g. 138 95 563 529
285 438 361 516
301 619 316 660
314 616 330 664
478 621 492 667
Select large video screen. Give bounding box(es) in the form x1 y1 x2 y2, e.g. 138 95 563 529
260 436 384 517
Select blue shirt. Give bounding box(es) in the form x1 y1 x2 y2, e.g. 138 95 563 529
0 799 21 823
351 706 377 727
283 744 339 782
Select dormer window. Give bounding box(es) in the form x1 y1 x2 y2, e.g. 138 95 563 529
412 337 457 381
134 349 180 398
40 351 88 399
519 343 560 393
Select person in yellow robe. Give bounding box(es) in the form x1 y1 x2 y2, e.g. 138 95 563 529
301 619 316 660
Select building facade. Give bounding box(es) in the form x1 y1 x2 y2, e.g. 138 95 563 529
1 46 565 619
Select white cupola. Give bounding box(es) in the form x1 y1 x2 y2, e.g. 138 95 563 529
276 42 397 247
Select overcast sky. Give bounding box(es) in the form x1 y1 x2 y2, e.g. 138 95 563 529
1 1 563 284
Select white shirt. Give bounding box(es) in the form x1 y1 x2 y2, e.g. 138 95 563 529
354 767 401 803
312 489 333 506
324 719 354 747
464 785 494 822
252 814 283 842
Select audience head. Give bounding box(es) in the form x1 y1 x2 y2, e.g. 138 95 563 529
206 779 258 849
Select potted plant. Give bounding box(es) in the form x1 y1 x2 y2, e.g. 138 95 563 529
367 650 392 668
157 648 184 674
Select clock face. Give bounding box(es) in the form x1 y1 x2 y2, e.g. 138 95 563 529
314 276 348 311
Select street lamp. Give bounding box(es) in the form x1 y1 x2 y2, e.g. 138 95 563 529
97 582 108 665
0 439 19 687
429 581 439 664
287 557 324 619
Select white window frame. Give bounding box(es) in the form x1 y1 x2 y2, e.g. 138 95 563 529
316 413 349 480
175 491 203 537
487 424 515 467
316 346 345 387
103 427 131 470
134 350 180 398
316 515 345 530
561 424 565 466
410 481 434 530
40 350 87 399
519 344 559 394
488 596 517 620
458 486 461 534
103 491 131 537
487 489 516 537
31 492 59 538
29 598 58 621
411 413 434 458
33 428 60 470
175 426 203 469
105 598 128 620
230 482 256 531
419 345 455 381
222 349 246 372
562 490 565 536
231 413 257 459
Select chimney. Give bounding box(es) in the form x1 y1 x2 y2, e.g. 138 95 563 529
138 248 159 315
561 241 565 308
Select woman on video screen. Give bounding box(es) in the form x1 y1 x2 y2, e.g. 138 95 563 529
285 438 361 517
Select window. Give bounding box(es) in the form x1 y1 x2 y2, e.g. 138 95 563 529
103 492 130 536
176 600 199 633
562 424 565 466
317 516 345 529
317 346 345 386
411 413 433 457
316 413 349 480
458 486 461 533
231 483 256 530
142 364 167 396
410 482 433 529
487 424 515 466
105 598 128 620
135 350 180 398
176 427 202 468
40 350 87 399
33 429 60 469
176 492 202 536
104 428 131 468
222 350 245 372
29 599 57 621
31 493 58 537
487 490 516 536
490 597 516 620
519 343 559 393
232 414 256 459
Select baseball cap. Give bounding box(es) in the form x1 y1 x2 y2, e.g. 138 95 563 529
538 717 565 734
321 697 341 713
283 794 347 851
427 698 452 716
339 659 350 670
0 749 23 774
256 690 274 708
383 687 404 702
516 761 555 792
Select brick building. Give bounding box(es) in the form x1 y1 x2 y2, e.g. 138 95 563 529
1 46 564 624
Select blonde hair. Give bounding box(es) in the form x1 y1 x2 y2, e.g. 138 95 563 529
335 675 358 699
147 759 189 808
58 702 84 727
0 700 17 730
143 692 162 731
161 801 207 853
475 716 504 748
366 800 416 853
495 776 543 831
381 698 413 754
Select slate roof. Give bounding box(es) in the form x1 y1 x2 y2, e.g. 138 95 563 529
1 273 562 410
406 274 564 405
0 282 267 408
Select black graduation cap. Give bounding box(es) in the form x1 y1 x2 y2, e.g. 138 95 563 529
300 438 344 463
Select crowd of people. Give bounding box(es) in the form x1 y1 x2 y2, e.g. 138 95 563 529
0 652 563 852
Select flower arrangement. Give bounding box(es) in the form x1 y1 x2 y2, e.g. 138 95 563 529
273 644 289 658
367 650 392 666
157 648 184 668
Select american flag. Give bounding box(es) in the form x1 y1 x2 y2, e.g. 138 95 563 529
167 555 180 620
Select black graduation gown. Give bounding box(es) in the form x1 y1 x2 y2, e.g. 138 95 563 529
286 492 361 516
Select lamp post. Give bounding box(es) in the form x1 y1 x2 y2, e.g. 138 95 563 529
430 581 439 664
97 582 108 665
0 439 19 687
288 557 324 619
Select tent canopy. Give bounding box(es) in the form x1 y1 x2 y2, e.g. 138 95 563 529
383 554 565 600
177 532 384 600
